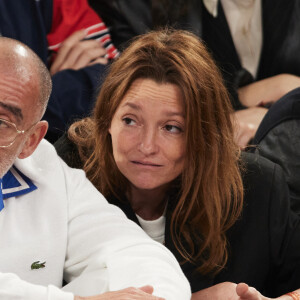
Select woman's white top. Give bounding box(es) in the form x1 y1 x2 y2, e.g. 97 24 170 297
136 214 166 244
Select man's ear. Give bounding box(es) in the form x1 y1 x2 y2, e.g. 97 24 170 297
18 121 48 159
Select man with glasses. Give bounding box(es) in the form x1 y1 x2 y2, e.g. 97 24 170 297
0 37 191 300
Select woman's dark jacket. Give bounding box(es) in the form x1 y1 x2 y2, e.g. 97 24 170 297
55 134 300 297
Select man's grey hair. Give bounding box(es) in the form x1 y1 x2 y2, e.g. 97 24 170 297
0 37 52 118
34 52 52 117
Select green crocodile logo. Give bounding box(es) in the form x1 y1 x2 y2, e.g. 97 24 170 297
31 261 46 270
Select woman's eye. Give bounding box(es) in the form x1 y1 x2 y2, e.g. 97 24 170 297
164 124 182 133
122 117 136 126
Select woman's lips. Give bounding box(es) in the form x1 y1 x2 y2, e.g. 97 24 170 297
131 160 162 167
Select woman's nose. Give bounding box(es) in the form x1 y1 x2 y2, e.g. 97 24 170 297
138 128 159 155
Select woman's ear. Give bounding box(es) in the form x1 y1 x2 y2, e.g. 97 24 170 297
18 121 49 159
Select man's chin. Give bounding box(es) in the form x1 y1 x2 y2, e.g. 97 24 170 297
0 167 10 178
0 155 17 178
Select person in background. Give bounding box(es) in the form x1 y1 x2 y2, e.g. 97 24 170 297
90 0 300 148
55 29 300 299
0 36 191 300
0 0 119 143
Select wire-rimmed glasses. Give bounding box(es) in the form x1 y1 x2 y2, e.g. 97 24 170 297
0 118 37 148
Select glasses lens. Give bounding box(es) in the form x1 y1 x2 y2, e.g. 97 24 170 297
0 119 18 147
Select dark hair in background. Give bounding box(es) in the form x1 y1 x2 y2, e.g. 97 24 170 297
152 0 189 28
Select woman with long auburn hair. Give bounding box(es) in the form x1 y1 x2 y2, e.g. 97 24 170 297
55 29 300 300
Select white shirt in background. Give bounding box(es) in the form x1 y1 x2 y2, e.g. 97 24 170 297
203 0 262 78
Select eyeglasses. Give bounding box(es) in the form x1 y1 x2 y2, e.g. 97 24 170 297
0 118 37 148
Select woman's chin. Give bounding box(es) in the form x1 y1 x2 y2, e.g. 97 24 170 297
129 178 167 192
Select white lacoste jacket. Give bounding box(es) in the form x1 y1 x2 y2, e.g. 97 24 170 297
0 139 191 300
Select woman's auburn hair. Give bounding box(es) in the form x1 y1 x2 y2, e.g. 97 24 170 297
69 29 244 275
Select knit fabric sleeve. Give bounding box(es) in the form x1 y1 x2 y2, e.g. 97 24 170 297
47 0 119 61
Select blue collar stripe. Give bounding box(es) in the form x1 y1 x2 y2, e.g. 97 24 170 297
2 167 37 200
0 179 3 212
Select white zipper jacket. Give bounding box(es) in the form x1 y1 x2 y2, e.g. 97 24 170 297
0 139 191 300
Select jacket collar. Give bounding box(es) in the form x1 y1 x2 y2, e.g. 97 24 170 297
0 166 37 211
203 0 219 17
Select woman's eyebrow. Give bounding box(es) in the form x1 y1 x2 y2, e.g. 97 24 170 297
0 101 23 123
121 102 141 111
163 111 185 118
122 102 184 118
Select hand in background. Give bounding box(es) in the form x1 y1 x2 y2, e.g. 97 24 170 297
192 282 238 299
236 283 269 300
232 107 268 149
238 74 300 107
235 283 297 300
192 282 296 300
74 286 165 300
50 29 108 75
